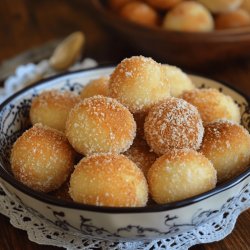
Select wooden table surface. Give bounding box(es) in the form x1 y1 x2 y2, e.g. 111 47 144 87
0 0 250 249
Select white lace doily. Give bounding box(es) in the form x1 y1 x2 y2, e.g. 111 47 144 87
0 181 249 250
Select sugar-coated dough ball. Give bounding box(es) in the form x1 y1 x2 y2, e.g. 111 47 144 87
109 56 170 113
65 95 136 155
124 138 157 176
181 88 241 124
161 64 195 97
80 77 109 99
215 9 250 29
196 0 243 13
162 1 214 32
241 0 250 13
200 120 250 183
30 90 80 131
69 154 148 207
11 124 75 193
147 149 217 204
145 0 183 10
144 97 204 155
108 0 133 10
120 1 159 27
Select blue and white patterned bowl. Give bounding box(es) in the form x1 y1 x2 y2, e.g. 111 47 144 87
0 67 249 241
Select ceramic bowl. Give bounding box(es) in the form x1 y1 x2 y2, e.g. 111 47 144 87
0 67 250 241
88 0 250 69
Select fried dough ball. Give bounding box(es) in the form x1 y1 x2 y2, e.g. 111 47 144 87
215 9 250 29
147 149 217 204
80 77 109 99
145 0 183 10
120 1 159 27
108 0 133 10
144 97 204 155
196 0 243 13
65 95 136 155
69 154 148 207
200 120 250 183
109 56 170 113
181 88 241 124
10 124 75 193
162 1 214 32
161 64 195 97
124 138 157 176
30 90 80 132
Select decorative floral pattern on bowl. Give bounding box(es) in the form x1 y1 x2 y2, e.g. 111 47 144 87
0 67 249 242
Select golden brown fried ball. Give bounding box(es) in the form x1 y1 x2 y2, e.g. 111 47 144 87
144 97 204 155
147 149 217 204
215 9 250 29
120 1 159 27
69 154 148 207
145 0 183 10
161 64 195 97
109 56 170 113
30 90 80 132
80 77 109 99
181 88 241 124
196 0 243 13
200 120 250 183
162 1 214 32
11 124 75 193
65 95 136 155
124 138 157 176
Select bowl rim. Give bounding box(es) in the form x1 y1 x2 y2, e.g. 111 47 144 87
0 66 250 214
90 0 250 38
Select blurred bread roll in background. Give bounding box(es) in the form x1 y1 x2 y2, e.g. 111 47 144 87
162 1 214 32
241 0 250 12
196 0 243 13
108 0 133 10
145 0 183 10
120 1 159 27
215 9 250 29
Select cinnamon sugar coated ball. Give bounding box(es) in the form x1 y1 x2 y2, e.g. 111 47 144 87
145 0 183 10
162 1 214 32
161 64 195 97
181 88 241 124
65 95 136 155
30 90 80 131
200 120 250 183
124 138 157 176
10 124 75 193
147 149 217 204
69 154 148 207
196 0 243 13
109 56 170 113
80 77 109 99
215 9 250 29
144 97 204 155
120 1 159 27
